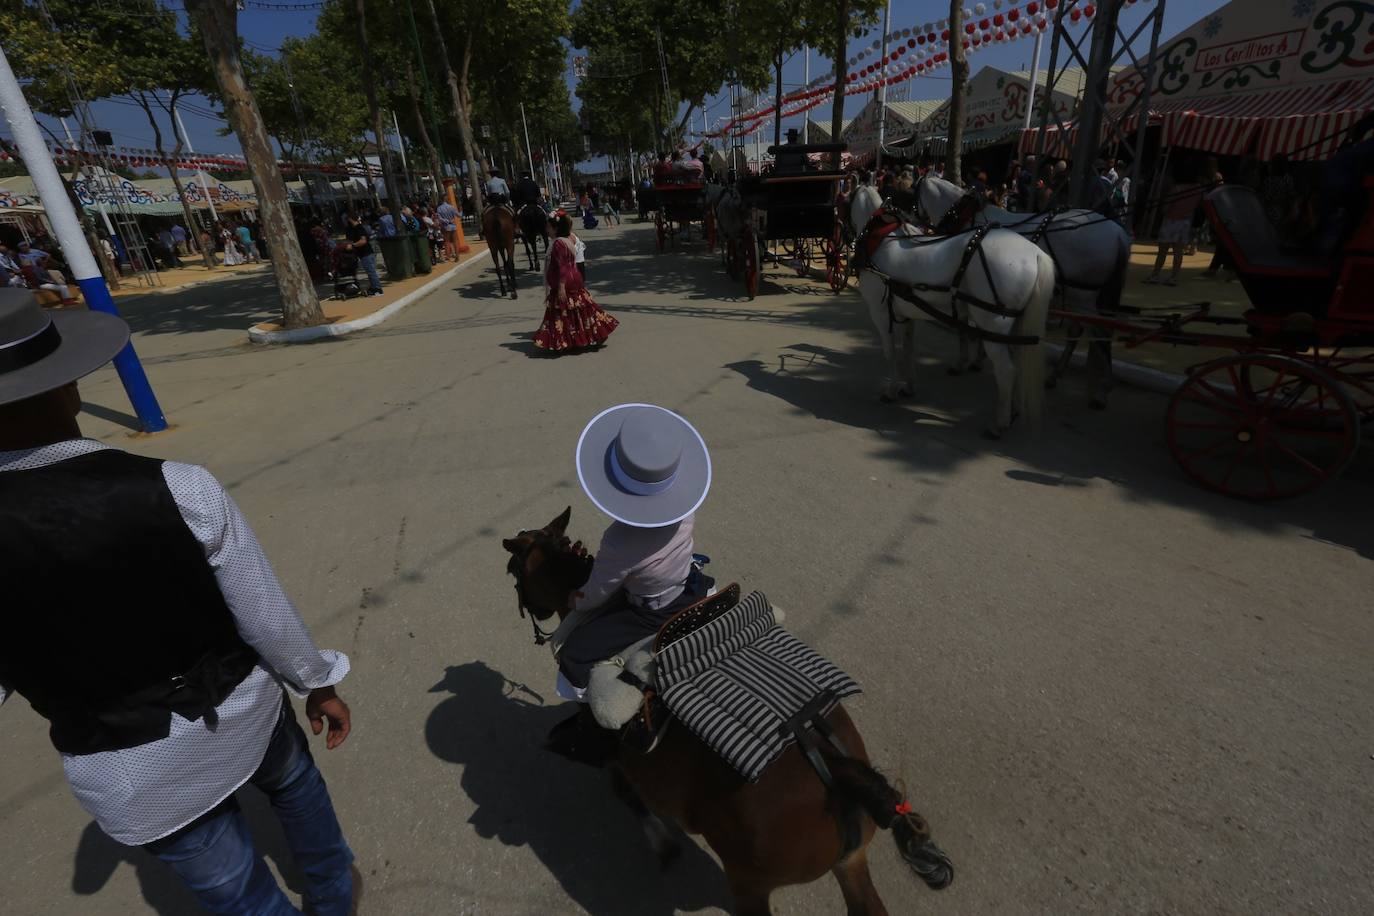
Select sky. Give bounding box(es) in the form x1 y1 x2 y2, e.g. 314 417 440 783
2 0 1228 173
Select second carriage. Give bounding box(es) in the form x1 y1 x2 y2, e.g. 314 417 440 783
729 141 851 299
651 181 713 252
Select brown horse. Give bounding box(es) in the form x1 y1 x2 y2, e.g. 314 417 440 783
481 205 518 298
501 508 953 916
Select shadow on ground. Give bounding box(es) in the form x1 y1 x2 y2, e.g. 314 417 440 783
425 661 732 914
71 790 306 915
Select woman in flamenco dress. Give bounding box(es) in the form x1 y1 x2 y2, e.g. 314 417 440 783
534 212 618 354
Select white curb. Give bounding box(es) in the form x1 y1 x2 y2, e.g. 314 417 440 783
1044 341 1188 395
247 249 491 345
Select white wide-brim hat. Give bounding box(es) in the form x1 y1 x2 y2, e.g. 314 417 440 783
575 403 711 528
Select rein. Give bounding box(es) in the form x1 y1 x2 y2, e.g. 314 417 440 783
507 538 564 646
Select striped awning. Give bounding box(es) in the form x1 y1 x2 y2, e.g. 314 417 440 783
1018 78 1374 161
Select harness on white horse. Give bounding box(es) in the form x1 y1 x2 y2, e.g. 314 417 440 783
858 221 1041 346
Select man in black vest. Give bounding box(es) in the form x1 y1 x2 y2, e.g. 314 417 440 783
0 289 359 914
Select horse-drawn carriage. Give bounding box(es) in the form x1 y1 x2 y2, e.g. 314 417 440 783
729 142 851 298
651 180 709 252
1052 182 1374 500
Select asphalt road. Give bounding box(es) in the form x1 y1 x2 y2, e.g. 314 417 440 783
3 219 1372 916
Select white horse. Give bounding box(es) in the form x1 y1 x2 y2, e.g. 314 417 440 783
850 183 1056 437
705 183 750 276
912 174 1132 408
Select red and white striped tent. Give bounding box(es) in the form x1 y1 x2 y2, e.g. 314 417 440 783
1021 0 1374 161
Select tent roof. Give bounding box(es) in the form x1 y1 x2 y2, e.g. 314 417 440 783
805 118 852 143
1027 0 1374 160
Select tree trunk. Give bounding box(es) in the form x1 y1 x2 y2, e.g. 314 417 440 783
406 62 443 199
137 95 217 269
353 0 403 211
830 0 849 171
424 0 484 217
945 0 968 185
185 0 322 329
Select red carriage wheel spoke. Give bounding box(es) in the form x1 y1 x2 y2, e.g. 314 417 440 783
1266 437 1326 478
1177 436 1244 467
1177 385 1246 419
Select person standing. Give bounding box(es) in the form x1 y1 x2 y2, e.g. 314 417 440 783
170 222 189 256
1145 165 1203 287
377 206 397 238
0 289 358 915
344 212 383 296
436 197 460 262
235 222 261 264
533 212 617 353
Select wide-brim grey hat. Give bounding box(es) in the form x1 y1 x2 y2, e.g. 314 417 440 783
575 403 711 528
0 288 128 407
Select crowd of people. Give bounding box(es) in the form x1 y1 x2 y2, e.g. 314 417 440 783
0 235 76 304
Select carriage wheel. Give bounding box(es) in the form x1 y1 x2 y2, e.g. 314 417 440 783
1165 354 1359 500
742 232 759 300
655 211 666 252
826 222 850 293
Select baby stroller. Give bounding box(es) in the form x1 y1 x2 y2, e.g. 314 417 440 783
582 209 599 230
331 247 362 300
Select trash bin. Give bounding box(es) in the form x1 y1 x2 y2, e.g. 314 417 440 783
409 232 432 275
378 235 414 281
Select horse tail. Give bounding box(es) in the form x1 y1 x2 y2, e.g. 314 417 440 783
1096 231 1131 314
825 753 954 890
1015 247 1055 435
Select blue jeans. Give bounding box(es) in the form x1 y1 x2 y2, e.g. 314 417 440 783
359 253 381 292
143 700 354 915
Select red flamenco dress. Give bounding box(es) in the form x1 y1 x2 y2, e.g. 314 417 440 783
534 237 618 352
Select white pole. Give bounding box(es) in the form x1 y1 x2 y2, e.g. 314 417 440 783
802 49 810 143
519 102 536 175
391 109 408 174
876 0 892 171
1023 29 1044 132
173 105 217 223
0 42 165 430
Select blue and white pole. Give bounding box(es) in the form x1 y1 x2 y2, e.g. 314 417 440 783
0 42 166 432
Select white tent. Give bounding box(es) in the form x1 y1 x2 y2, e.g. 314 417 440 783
921 66 1087 154
1028 0 1374 161
844 98 943 161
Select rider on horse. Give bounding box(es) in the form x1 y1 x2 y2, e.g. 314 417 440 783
485 168 512 210
550 404 712 700
511 170 543 213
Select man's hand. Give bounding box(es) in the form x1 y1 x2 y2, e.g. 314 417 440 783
306 686 351 750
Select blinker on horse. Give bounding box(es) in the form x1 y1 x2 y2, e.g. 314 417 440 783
502 508 954 916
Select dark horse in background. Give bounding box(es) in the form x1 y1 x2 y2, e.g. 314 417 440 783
517 204 552 271
481 205 518 298
503 508 954 916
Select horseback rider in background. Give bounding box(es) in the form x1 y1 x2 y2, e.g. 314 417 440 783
512 170 543 212
485 168 512 209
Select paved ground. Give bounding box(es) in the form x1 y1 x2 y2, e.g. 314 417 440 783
3 219 1372 915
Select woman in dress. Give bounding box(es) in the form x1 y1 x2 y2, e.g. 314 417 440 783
534 213 617 354
219 224 243 267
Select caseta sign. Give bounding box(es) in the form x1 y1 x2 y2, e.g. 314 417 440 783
1194 29 1304 72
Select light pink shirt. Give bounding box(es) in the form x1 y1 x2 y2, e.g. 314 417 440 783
573 515 695 611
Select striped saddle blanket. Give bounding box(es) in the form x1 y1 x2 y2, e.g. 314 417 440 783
654 590 861 782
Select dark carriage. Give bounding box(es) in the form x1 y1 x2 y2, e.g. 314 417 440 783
1058 181 1374 500
651 180 709 252
731 142 850 298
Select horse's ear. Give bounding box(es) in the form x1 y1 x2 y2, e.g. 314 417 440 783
545 506 571 536
502 536 529 554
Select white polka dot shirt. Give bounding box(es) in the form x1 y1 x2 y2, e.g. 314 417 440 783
0 439 350 846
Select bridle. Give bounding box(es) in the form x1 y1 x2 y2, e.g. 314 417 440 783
912 173 982 235
506 533 590 646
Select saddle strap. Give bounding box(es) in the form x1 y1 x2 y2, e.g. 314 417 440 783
780 691 864 857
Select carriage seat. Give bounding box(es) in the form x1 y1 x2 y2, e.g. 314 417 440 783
1205 186 1334 316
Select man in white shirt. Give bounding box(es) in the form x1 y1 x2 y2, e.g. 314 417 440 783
0 289 358 915
485 168 511 206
